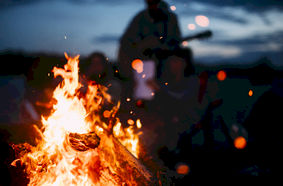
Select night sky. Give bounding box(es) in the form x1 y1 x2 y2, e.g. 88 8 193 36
1 0 283 65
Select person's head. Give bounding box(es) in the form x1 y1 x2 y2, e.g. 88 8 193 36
83 52 109 80
162 48 194 80
167 55 186 77
145 0 161 10
145 0 169 22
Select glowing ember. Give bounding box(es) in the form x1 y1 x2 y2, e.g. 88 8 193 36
13 53 145 185
103 110 111 118
127 119 135 125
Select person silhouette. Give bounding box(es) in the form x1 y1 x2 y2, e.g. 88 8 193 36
118 0 181 101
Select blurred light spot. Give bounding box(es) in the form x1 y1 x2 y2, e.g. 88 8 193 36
195 15 210 27
115 69 119 73
64 35 67 40
103 110 111 118
234 136 247 149
165 82 168 86
130 110 133 114
136 119 142 129
47 73 50 77
217 70 226 81
159 36 163 39
126 98 131 102
127 119 135 125
176 164 190 175
248 89 253 97
151 92 155 96
132 59 144 73
182 41 188 46
170 5 176 11
136 100 143 107
106 57 109 61
142 74 146 78
187 23 196 30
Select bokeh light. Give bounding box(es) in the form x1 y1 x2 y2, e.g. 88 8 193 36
176 164 190 175
234 136 247 149
170 5 176 11
217 70 227 81
195 15 210 27
131 59 144 73
182 41 188 47
187 23 196 30
248 89 253 96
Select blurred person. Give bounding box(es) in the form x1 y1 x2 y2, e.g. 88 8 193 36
118 0 181 100
80 52 122 105
242 77 283 176
148 48 204 150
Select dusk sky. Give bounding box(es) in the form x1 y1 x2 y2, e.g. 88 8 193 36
1 0 283 65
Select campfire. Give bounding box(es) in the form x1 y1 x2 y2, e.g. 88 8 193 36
11 53 156 185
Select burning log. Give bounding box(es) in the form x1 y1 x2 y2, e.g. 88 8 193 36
68 132 100 151
68 130 156 185
98 134 155 185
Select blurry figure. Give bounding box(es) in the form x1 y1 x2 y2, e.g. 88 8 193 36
242 77 283 176
141 47 214 162
150 48 203 149
81 52 122 104
118 0 181 99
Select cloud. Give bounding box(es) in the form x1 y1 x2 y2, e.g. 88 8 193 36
179 6 248 24
214 30 283 49
92 34 119 43
176 0 283 11
0 0 140 8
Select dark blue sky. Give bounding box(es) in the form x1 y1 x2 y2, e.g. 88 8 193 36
1 0 283 65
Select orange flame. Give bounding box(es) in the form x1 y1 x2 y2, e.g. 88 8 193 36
15 53 142 185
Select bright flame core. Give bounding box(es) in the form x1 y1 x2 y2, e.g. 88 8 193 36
16 53 142 185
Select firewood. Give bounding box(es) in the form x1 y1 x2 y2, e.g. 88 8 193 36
68 132 100 151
